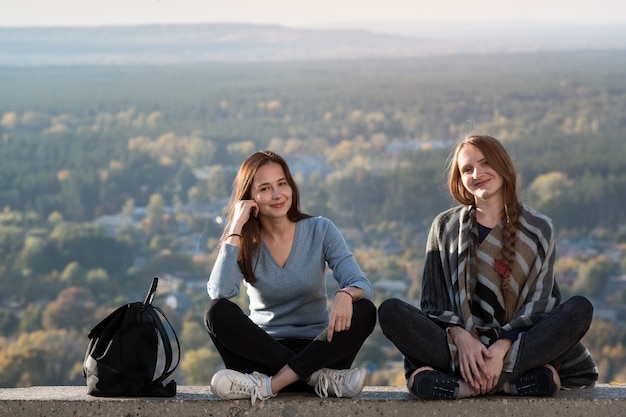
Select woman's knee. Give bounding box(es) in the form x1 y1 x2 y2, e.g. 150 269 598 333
378 298 406 328
352 298 377 334
353 298 376 317
204 298 242 332
568 295 593 314
563 295 594 327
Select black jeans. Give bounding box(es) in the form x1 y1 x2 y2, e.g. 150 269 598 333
205 298 377 392
378 295 593 386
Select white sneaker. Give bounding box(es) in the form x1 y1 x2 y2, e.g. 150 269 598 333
309 368 367 398
210 369 275 405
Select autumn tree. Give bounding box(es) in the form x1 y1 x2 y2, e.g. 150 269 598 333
180 312 210 352
14 235 56 275
0 311 18 336
186 137 217 169
42 287 96 332
0 344 46 387
0 225 24 263
226 141 255 163
180 347 223 385
527 171 572 206
145 193 166 233
0 329 84 387
48 222 132 276
19 304 43 332
573 255 619 299
85 268 111 302
59 261 84 286
141 252 196 278
0 111 18 129
202 165 232 204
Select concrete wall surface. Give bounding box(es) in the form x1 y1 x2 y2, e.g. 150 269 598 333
0 384 625 417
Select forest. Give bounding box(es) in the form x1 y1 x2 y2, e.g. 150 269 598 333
1 49 626 387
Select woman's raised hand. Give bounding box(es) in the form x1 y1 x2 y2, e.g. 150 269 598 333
231 200 259 228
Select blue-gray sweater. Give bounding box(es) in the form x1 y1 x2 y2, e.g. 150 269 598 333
208 216 374 339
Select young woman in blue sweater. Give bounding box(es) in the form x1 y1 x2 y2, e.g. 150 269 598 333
206 151 376 404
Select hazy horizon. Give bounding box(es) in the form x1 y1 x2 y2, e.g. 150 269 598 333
3 0 626 28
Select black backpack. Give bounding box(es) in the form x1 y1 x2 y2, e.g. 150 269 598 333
83 277 180 397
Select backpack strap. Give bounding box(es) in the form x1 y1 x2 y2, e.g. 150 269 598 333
146 304 181 384
144 276 159 306
143 276 181 385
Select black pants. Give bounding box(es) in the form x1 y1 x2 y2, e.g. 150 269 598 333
205 298 377 392
378 295 593 387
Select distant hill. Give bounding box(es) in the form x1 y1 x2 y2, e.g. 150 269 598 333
1 21 625 66
316 20 626 53
0 24 446 65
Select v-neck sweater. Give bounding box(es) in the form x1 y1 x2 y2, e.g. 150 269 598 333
208 216 374 339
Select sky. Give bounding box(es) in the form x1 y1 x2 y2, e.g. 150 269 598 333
2 0 626 28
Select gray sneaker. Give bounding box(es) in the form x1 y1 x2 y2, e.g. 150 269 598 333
210 369 274 405
309 367 367 398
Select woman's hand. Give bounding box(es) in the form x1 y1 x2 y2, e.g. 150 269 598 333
327 288 362 342
479 355 504 394
449 327 492 389
228 200 259 236
479 339 512 394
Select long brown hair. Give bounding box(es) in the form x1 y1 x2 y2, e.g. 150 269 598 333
221 150 311 283
448 135 521 320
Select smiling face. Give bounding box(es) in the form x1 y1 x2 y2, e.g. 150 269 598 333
457 144 504 203
251 162 293 219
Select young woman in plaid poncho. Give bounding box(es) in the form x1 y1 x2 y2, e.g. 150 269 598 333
379 135 597 399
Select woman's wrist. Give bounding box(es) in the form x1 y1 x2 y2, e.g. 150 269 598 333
335 289 354 301
226 224 243 237
447 325 465 343
225 228 243 244
489 338 512 358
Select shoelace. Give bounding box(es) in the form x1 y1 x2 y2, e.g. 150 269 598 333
228 372 269 405
410 370 459 400
314 370 345 398
429 375 458 399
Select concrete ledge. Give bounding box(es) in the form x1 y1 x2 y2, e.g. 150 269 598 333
1 384 625 417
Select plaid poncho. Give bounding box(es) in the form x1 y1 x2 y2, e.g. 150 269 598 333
420 204 598 387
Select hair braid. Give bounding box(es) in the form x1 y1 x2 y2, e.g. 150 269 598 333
501 194 520 322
